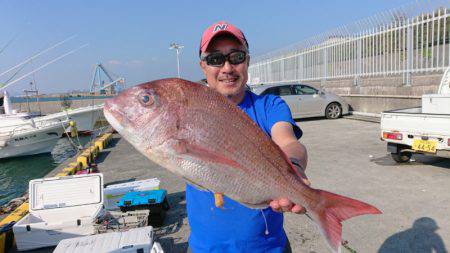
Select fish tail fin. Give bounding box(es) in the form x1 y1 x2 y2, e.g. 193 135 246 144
306 190 382 253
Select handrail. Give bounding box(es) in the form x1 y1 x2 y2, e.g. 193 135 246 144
0 119 68 138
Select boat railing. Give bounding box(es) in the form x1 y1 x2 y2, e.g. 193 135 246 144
0 118 68 139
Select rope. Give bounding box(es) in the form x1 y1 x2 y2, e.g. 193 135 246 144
60 120 82 150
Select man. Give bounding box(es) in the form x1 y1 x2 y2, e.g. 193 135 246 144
186 21 309 253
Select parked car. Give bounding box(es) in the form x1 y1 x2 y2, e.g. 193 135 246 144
250 83 349 119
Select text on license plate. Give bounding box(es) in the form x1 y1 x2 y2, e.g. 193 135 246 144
412 139 437 153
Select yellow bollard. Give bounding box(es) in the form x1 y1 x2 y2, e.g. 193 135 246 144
77 155 89 169
90 146 99 158
69 162 80 171
95 140 104 152
0 202 29 253
81 150 94 163
63 167 77 175
69 121 78 137
0 202 29 226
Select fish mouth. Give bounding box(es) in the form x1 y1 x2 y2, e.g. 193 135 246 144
103 109 124 133
103 98 125 133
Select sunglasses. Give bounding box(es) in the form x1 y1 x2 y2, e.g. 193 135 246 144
202 50 247 67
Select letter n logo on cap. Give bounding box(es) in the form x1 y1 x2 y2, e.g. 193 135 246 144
213 24 228 33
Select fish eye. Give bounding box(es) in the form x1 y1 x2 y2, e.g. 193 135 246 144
138 92 154 107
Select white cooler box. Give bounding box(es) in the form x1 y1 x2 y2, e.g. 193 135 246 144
422 94 450 114
104 178 160 210
53 226 164 253
13 174 104 251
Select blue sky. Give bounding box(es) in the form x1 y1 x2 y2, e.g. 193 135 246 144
1 0 411 95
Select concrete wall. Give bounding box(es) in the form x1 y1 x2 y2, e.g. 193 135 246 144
306 73 442 113
13 98 107 114
12 73 444 115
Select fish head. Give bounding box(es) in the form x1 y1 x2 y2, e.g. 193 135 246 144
103 79 185 160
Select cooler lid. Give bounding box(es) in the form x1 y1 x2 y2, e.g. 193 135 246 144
438 67 450 94
29 173 103 212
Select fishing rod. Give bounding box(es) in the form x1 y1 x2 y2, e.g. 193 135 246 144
0 35 77 78
0 43 88 90
0 32 20 56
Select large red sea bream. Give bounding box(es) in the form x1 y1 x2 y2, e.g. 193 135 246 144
103 78 381 252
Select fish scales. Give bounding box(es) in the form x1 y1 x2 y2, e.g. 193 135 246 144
104 78 382 253
174 81 307 204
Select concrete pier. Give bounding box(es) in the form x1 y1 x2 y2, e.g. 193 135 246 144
4 117 450 252
61 118 450 252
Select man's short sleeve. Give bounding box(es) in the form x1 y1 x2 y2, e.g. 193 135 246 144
265 95 303 139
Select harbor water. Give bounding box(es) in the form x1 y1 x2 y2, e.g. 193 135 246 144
0 135 94 206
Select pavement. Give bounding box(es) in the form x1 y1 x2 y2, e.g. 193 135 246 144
28 117 449 253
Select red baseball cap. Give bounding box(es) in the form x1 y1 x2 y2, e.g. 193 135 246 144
199 21 249 57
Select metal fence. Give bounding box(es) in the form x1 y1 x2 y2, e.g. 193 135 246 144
248 0 450 86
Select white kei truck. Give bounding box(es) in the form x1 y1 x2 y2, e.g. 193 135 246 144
380 68 450 163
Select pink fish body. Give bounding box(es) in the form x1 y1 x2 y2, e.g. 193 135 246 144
104 78 381 252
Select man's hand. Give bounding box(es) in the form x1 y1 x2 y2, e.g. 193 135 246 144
269 174 310 214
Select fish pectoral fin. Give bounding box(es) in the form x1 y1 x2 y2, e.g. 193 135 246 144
174 139 243 170
183 177 209 191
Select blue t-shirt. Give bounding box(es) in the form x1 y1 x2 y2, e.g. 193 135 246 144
186 90 302 253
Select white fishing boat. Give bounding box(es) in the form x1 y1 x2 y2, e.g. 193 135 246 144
0 91 68 159
39 104 104 134
1 90 103 134
0 118 68 159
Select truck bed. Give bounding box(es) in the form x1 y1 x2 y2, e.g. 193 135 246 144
381 107 450 137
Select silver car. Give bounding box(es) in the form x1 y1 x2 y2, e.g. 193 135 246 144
250 83 349 119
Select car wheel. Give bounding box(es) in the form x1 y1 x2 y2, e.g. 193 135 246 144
391 151 412 163
325 103 342 119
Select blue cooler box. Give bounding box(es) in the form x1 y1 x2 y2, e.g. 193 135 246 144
118 190 170 226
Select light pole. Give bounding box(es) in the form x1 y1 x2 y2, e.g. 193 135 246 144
169 42 184 78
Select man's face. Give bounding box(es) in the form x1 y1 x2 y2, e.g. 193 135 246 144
199 37 249 99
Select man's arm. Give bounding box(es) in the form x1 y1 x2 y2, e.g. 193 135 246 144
269 121 309 213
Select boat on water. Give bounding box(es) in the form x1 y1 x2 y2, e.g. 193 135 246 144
39 104 104 134
0 91 69 159
0 119 68 159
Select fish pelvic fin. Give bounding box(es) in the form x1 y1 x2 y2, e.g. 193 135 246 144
306 190 382 253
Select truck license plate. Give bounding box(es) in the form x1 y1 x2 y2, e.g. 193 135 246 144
412 139 437 153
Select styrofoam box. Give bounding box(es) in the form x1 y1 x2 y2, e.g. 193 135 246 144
422 94 450 114
104 178 160 210
13 174 104 251
54 226 164 253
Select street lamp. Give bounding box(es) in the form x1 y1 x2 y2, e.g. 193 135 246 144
169 42 184 78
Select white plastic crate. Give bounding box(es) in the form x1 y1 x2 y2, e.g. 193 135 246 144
53 226 164 253
13 174 104 251
422 94 450 114
104 178 160 210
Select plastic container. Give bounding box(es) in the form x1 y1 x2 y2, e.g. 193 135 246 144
103 178 160 210
118 190 170 227
12 174 104 251
53 226 164 253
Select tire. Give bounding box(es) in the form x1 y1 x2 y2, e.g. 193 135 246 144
325 102 342 119
391 152 412 163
